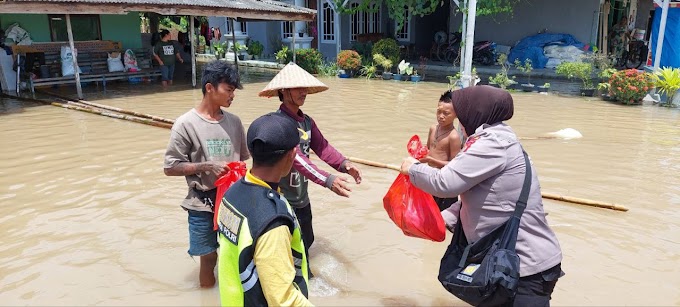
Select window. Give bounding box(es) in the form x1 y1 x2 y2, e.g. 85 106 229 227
226 20 248 34
282 21 294 39
49 15 101 42
321 2 335 42
240 22 248 35
350 2 381 42
394 10 410 42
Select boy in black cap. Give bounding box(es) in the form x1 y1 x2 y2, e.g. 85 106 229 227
217 113 312 306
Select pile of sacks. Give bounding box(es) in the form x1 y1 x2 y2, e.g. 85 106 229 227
544 45 584 69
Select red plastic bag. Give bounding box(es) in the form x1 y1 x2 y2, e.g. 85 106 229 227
407 135 429 160
213 161 247 230
382 135 446 242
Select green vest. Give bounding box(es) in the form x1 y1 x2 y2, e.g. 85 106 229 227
217 178 308 306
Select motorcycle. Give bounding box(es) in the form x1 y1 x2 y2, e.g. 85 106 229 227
439 33 496 66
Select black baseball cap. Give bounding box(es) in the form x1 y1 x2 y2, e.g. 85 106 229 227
247 113 300 156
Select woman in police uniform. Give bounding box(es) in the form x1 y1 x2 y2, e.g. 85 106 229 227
401 86 564 306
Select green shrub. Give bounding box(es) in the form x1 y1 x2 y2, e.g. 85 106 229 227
372 38 400 66
295 48 323 74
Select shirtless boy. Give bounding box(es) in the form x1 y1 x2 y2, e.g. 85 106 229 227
419 90 462 211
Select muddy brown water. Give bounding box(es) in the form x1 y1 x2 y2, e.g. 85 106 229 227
1 68 680 305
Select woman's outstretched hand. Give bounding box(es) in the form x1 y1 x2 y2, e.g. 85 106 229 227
400 157 419 175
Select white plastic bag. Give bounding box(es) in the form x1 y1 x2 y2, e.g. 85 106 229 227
107 52 125 72
60 46 82 76
123 49 140 72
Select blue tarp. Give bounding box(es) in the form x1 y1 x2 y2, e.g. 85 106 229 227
508 33 585 69
651 7 680 69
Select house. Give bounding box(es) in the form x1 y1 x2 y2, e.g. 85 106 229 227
218 0 660 65
0 0 315 96
1 13 145 50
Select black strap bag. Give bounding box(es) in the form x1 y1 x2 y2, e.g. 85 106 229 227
438 151 532 306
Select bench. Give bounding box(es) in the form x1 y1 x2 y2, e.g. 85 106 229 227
13 41 161 93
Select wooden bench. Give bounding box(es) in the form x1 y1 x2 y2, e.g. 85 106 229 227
13 41 161 93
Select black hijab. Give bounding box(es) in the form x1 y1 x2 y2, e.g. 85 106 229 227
451 85 514 137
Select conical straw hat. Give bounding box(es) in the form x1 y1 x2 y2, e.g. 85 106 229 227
258 62 329 97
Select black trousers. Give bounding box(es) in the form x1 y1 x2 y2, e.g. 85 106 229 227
294 203 314 274
498 263 564 307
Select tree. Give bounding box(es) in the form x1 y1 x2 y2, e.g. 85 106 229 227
333 0 522 31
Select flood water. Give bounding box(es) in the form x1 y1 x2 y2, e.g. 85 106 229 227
1 67 680 306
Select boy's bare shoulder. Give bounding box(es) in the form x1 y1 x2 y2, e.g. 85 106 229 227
448 129 461 142
429 124 437 133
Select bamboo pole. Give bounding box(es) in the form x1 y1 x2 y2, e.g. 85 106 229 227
347 157 401 172
36 91 175 124
345 156 629 212
52 101 173 129
1 92 627 212
542 192 628 212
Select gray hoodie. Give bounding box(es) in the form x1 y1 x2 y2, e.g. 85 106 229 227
409 122 562 277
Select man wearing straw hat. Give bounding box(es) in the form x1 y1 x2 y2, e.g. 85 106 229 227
259 62 363 276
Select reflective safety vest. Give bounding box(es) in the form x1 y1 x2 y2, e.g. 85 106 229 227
217 176 308 306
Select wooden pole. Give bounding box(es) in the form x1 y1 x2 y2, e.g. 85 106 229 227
345 156 629 212
347 157 401 171
71 99 175 124
230 18 238 71
65 14 83 100
541 192 629 212
1 92 627 212
52 101 173 129
36 90 176 123
190 15 197 88
292 21 297 63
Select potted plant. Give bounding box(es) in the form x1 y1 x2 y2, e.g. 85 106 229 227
359 62 377 79
231 42 248 60
248 40 264 60
537 82 550 93
514 58 534 92
488 54 514 89
337 50 362 78
654 67 680 107
609 69 655 105
556 61 596 96
275 46 290 64
411 70 422 82
374 54 393 80
396 60 412 81
213 41 227 59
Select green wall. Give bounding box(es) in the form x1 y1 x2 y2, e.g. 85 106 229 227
100 13 142 49
0 13 142 49
0 14 52 42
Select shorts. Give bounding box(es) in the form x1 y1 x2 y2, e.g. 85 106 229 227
187 209 218 256
161 64 175 81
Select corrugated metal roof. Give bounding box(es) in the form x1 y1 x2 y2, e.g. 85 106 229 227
2 0 316 21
